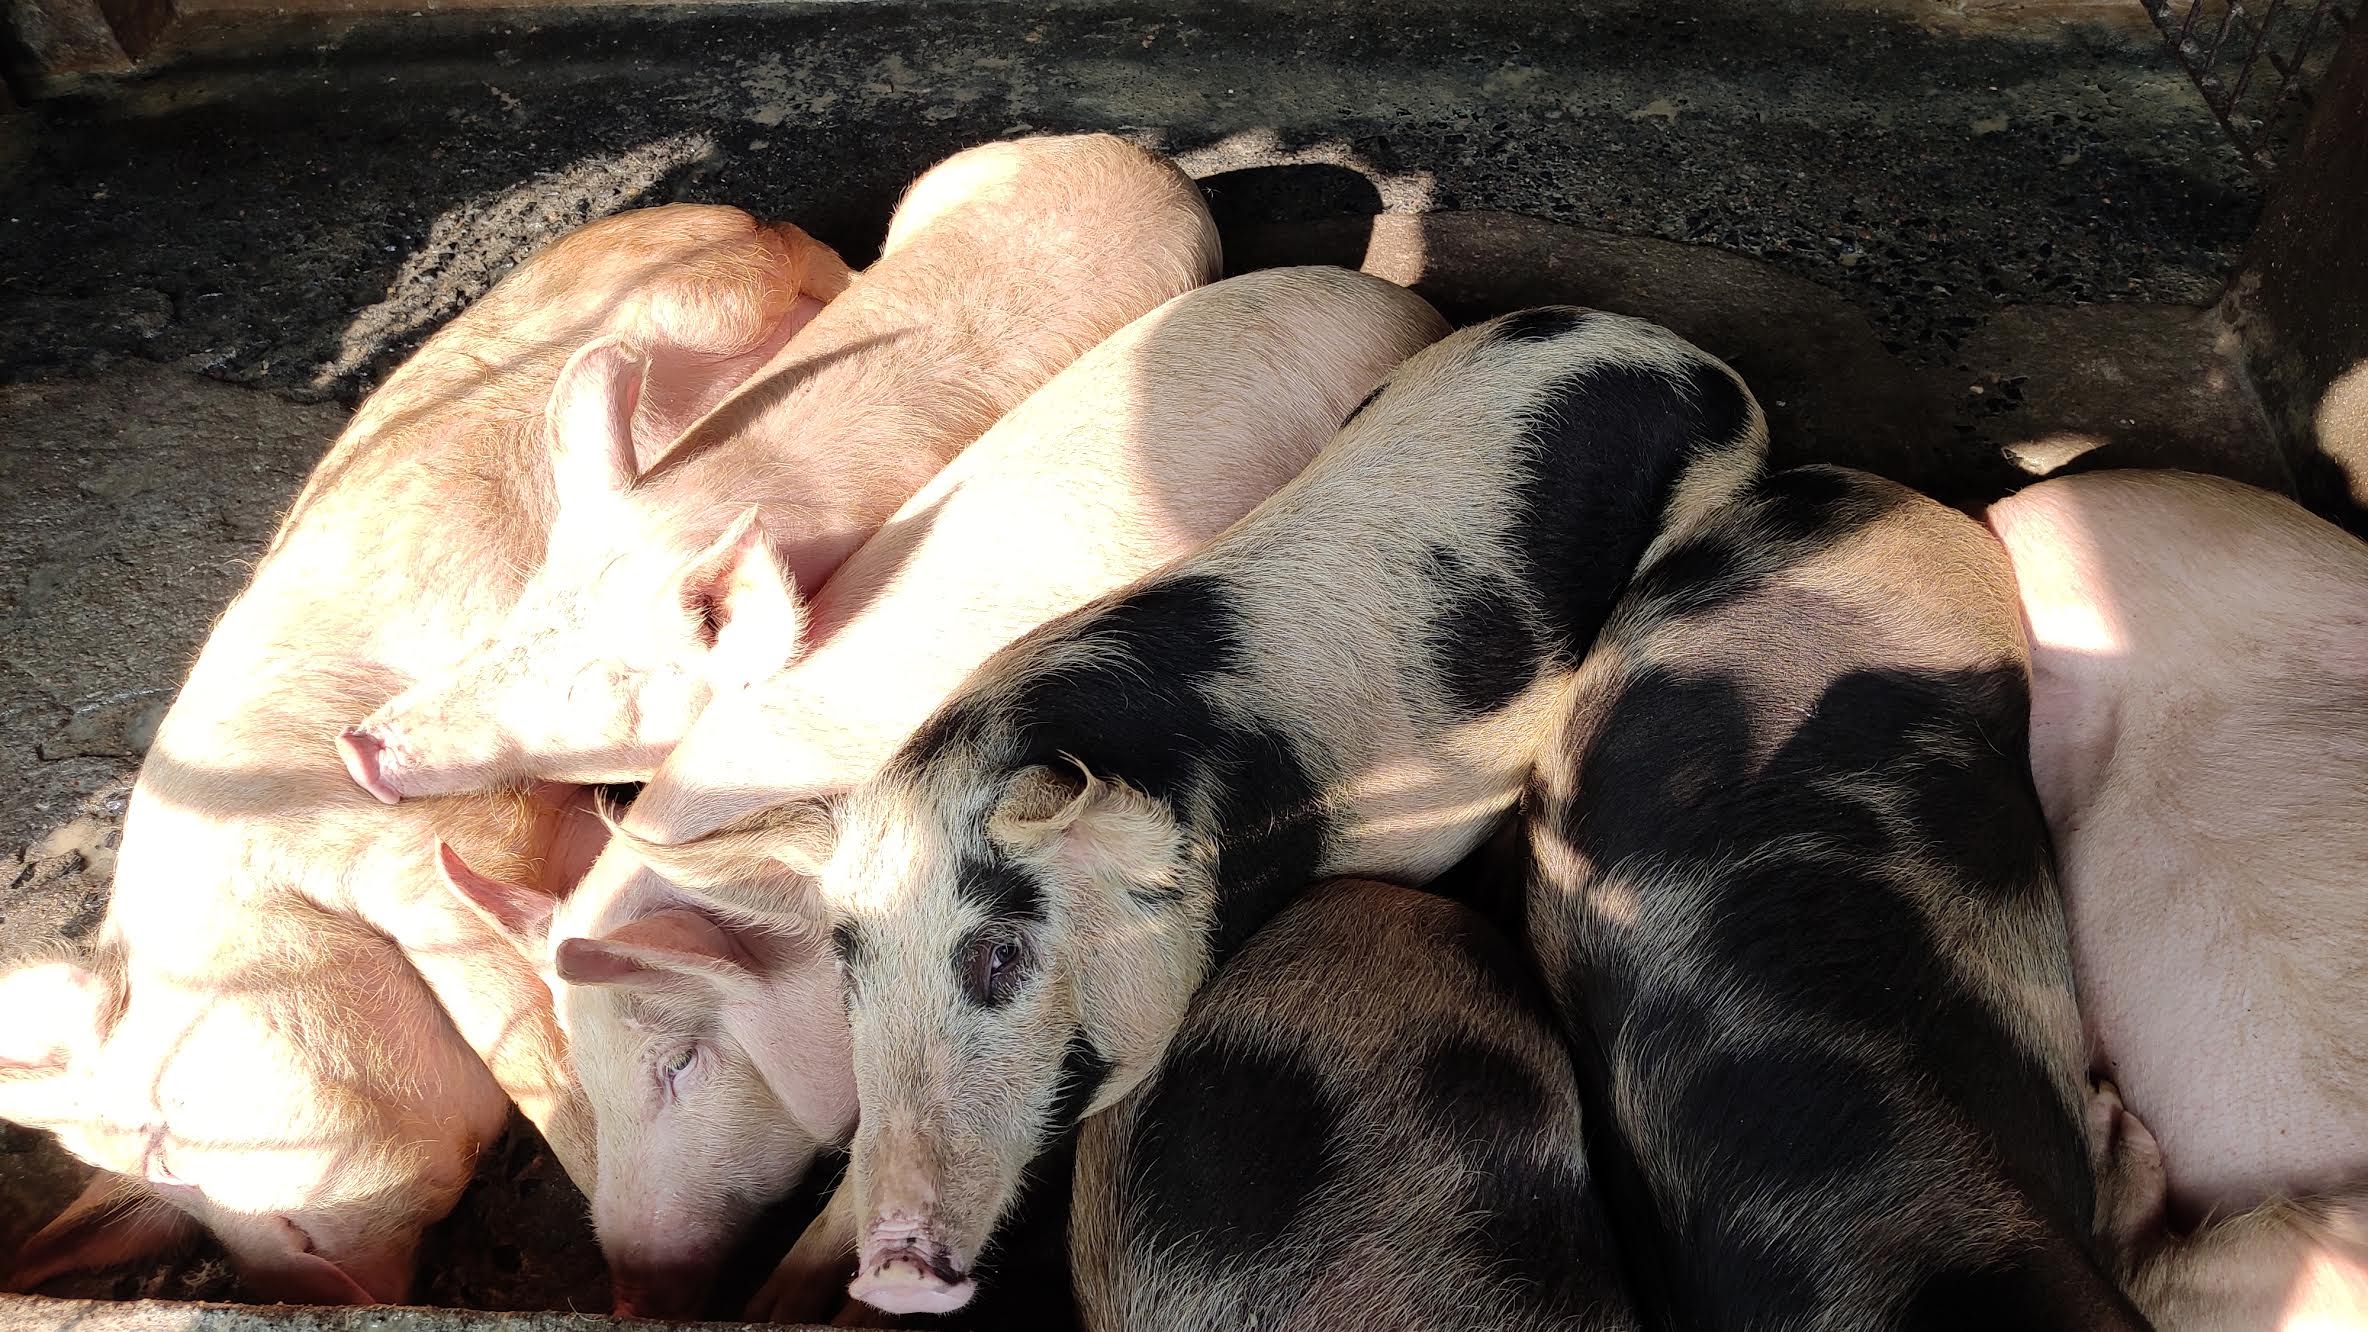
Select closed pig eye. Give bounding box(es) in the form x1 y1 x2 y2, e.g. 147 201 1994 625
660 1044 700 1096
958 931 1030 1007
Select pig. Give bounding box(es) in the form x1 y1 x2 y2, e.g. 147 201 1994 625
1071 878 1637 1332
1987 469 2368 1330
461 265 1451 1318
338 133 1223 802
0 202 848 1301
1521 464 2149 1328
641 307 1768 1315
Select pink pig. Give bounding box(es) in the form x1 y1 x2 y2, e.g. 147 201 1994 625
0 203 848 1303
484 267 1451 1322
1990 469 2368 1330
338 134 1222 802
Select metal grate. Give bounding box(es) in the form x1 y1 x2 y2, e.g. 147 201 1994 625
2140 0 2359 175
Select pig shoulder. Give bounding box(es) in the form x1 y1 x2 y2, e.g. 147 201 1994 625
1073 879 1635 1332
1527 465 2144 1328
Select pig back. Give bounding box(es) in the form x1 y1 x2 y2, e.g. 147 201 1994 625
1525 465 2145 1329
1073 879 1637 1332
1989 468 2368 1225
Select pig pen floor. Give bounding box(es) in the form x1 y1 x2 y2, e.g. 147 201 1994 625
0 0 2292 1323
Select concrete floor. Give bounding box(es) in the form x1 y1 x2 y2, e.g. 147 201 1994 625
0 0 2290 1323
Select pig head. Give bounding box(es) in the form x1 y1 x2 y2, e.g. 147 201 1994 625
0 928 509 1304
443 840 854 1318
340 336 807 803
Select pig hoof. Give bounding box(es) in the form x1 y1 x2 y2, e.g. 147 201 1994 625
337 727 404 805
849 1261 975 1316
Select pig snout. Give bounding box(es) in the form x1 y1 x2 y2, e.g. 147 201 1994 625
850 1152 975 1317
607 1252 725 1319
851 1215 975 1317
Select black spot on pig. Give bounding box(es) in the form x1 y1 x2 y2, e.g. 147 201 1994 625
1699 856 1945 1036
1489 307 1594 344
1419 545 1544 717
1006 573 1247 805
1689 1216 1826 1329
1416 1038 1553 1139
956 855 1044 921
1466 1150 1629 1322
1050 1033 1112 1129
1902 1248 2147 1332
1203 723 1328 965
1666 1041 1898 1192
1569 669 1755 870
1509 359 1745 660
1123 1034 1338 1263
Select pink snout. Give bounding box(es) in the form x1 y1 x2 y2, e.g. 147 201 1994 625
337 726 404 805
609 1256 722 1320
851 1218 975 1316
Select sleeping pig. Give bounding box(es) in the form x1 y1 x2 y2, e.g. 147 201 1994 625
457 265 1450 1318
1988 469 2368 1330
1072 878 1636 1332
646 307 1767 1316
338 133 1221 801
0 203 849 1301
1522 464 2149 1329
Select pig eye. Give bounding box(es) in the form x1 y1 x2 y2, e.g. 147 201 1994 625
959 932 1030 1007
660 1044 699 1094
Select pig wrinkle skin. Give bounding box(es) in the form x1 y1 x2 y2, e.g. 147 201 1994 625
1524 465 2148 1329
651 308 1766 1317
343 133 1222 802
1988 470 2368 1332
0 203 846 1303
506 266 1447 1321
1073 879 1637 1332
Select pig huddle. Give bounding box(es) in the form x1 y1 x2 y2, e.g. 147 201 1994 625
3 132 2363 1332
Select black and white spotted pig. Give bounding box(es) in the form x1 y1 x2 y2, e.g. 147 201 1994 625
1522 464 2151 1330
1072 878 1637 1332
644 308 1767 1315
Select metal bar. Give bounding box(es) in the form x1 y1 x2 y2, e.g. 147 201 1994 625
2180 0 2209 41
2227 0 2287 105
2201 0 2253 68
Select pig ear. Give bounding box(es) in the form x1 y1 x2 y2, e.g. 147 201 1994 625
553 908 757 989
7 1175 195 1293
610 798 836 918
547 334 650 508
682 506 805 689
989 759 1179 889
0 961 110 1127
435 842 559 946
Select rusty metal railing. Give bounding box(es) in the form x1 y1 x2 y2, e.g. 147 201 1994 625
2140 0 2357 174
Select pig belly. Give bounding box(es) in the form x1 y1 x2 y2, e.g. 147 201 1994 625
2069 826 2368 1224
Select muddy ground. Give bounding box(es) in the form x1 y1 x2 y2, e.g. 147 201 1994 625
0 0 2288 1317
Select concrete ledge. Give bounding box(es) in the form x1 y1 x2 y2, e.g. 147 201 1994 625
0 1295 829 1332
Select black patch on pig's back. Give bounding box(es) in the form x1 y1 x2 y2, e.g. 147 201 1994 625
1466 1147 1632 1323
1005 573 1247 805
1121 1033 1339 1265
1902 1250 2149 1332
1508 356 1751 660
1415 1037 1556 1141
1488 307 1593 344
1419 545 1544 717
